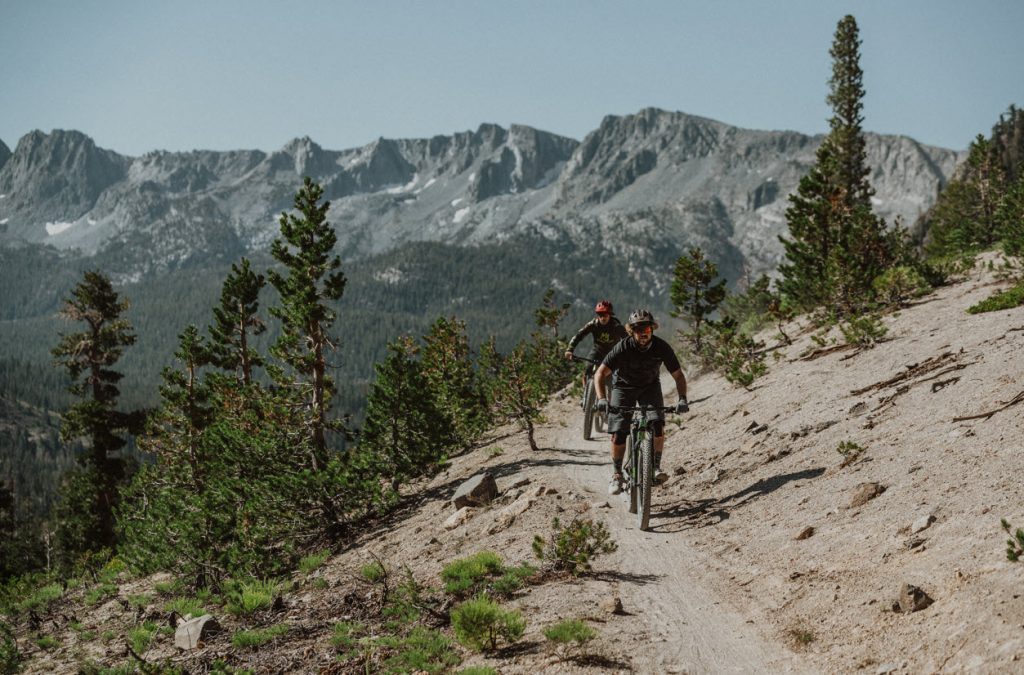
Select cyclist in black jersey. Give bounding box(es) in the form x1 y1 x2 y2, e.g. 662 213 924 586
594 309 689 495
564 299 627 395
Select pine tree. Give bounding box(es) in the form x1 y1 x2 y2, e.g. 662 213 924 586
359 336 457 493
778 14 892 314
492 341 548 452
671 247 727 359
50 271 142 558
146 325 215 488
528 288 573 394
998 170 1024 256
420 317 488 446
208 258 266 385
268 177 347 470
926 135 1008 258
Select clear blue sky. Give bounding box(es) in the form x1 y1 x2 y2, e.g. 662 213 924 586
2 0 1022 156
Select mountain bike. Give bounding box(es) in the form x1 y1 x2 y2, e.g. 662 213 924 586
570 354 607 441
608 403 676 531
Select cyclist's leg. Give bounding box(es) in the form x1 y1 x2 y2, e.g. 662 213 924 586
607 386 635 493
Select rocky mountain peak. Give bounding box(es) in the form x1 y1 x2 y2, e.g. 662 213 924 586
0 129 128 238
0 139 10 172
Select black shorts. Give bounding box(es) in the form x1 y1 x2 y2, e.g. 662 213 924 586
608 381 665 434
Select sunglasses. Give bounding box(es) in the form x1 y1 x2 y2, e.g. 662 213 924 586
633 324 653 335
596 312 609 317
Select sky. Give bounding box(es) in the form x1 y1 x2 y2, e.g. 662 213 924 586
2 0 1022 156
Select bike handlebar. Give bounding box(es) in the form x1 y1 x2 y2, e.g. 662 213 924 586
568 353 600 365
606 404 678 414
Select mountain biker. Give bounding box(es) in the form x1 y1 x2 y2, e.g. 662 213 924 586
563 300 628 397
594 309 688 495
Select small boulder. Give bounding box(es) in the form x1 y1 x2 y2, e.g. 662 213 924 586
897 583 934 613
911 514 936 534
848 482 886 509
487 495 536 534
795 526 815 541
452 473 498 509
174 614 220 650
600 596 624 615
443 506 474 530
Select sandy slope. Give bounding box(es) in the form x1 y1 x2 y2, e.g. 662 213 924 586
18 254 1024 674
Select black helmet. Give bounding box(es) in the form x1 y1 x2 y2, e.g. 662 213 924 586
626 309 658 333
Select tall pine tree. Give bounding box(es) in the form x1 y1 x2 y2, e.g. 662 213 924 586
50 271 142 559
208 258 266 386
670 247 727 359
359 336 457 494
268 177 347 470
778 14 892 314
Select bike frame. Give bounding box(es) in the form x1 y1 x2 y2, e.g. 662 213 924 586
609 403 675 531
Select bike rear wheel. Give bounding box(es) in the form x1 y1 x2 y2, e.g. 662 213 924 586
582 377 596 441
636 434 654 530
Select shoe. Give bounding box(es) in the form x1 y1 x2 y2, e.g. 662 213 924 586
608 473 624 495
654 468 669 485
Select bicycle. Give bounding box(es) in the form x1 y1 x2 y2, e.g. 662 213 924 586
569 353 607 441
608 403 677 531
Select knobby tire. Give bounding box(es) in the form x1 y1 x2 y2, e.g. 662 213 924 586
582 377 595 441
637 433 654 531
625 435 638 515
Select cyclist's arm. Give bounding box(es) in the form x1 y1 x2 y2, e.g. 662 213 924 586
668 368 687 401
566 321 593 352
594 363 612 400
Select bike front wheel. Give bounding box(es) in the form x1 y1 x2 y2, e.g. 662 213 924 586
582 377 596 441
636 434 654 530
625 435 637 515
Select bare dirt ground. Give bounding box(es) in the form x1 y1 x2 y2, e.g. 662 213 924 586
18 253 1024 673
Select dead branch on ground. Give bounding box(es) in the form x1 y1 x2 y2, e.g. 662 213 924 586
952 390 1024 422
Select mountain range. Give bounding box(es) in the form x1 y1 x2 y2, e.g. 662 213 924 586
0 107 969 517
0 107 963 289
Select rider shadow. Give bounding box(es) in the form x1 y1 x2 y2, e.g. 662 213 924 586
649 467 826 534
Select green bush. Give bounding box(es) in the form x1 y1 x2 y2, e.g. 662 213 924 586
491 565 536 596
1002 518 1024 562
873 266 931 307
440 551 504 596
126 593 152 609
543 618 597 647
837 440 865 467
164 596 206 619
532 518 617 576
968 281 1024 314
696 317 768 387
360 561 386 583
298 550 330 575
457 668 497 675
231 623 288 648
376 626 461 673
35 635 60 650
450 595 525 652
84 583 118 605
839 314 887 347
128 620 158 654
0 620 21 672
15 582 63 613
225 578 282 616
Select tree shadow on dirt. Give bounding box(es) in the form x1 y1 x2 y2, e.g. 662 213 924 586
648 467 826 533
592 570 662 586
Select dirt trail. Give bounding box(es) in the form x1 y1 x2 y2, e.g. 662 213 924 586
539 389 808 674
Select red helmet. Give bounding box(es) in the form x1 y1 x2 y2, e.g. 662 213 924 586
594 300 613 314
